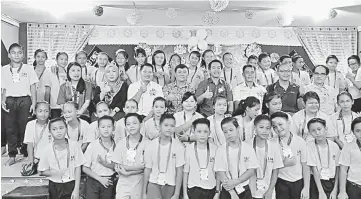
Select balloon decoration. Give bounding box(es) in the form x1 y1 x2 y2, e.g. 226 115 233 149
126 10 143 25
329 9 337 19
198 40 208 50
93 6 104 16
187 29 209 52
196 29 208 40
202 11 219 26
276 13 293 26
182 30 192 39
209 0 230 12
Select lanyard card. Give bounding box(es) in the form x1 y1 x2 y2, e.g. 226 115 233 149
235 184 245 194
12 73 20 83
157 173 166 186
126 149 136 163
256 179 267 191
282 147 293 158
320 168 330 180
199 168 209 181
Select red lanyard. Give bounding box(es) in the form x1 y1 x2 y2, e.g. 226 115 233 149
158 138 172 173
53 139 70 170
226 142 242 179
253 139 268 179
194 142 210 169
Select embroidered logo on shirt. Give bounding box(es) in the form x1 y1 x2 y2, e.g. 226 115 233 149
149 88 156 96
71 155 75 161
333 155 336 160
21 72 28 77
218 87 225 93
267 157 274 162
210 157 215 162
244 156 249 162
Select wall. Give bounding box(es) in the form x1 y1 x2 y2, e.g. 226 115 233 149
1 20 19 49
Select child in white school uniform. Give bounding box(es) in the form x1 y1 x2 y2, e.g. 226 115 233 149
183 118 217 199
307 118 340 199
38 117 85 199
214 117 259 199
143 97 167 140
22 102 53 176
270 112 309 199
143 114 185 199
83 115 116 199
248 115 283 199
112 113 148 199
115 99 139 142
62 101 91 152
338 117 361 199
88 102 113 140
207 96 228 146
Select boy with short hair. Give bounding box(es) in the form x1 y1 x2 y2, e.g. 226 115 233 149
143 114 185 199
183 118 217 199
207 96 228 146
115 99 139 142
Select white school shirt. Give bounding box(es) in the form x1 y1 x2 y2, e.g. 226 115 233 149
127 81 164 116
278 135 307 182
143 118 161 140
306 140 340 179
324 71 346 92
126 65 141 84
292 110 336 141
331 112 359 145
49 72 62 109
304 84 337 115
234 116 255 141
256 68 278 87
114 118 127 143
89 121 122 141
247 139 284 198
66 119 92 145
144 137 185 186
290 70 311 89
187 66 205 90
83 138 116 176
214 142 259 190
112 136 149 199
233 82 266 105
345 67 361 100
207 115 227 147
38 140 86 183
220 67 243 90
338 141 361 185
184 142 217 189
174 111 204 137
23 120 53 159
2 64 39 97
35 68 52 102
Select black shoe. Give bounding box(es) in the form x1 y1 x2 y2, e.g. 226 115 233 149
20 144 28 157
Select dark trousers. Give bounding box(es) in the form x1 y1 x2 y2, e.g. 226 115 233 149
310 176 335 199
2 109 7 147
85 176 114 199
352 98 361 113
275 178 304 199
220 185 253 199
187 186 216 199
51 109 62 119
347 181 361 199
49 180 75 199
5 96 31 157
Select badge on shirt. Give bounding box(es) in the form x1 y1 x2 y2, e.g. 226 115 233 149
157 173 166 186
345 134 353 143
235 184 245 194
12 73 20 83
282 147 294 158
256 179 267 191
218 87 224 93
126 149 136 164
320 168 330 180
105 152 112 164
199 168 209 181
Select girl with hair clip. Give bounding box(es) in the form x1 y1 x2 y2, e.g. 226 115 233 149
33 49 52 103
57 62 93 118
331 91 360 148
90 52 110 88
169 53 182 82
93 63 129 121
325 55 347 93
233 96 261 141
292 91 336 142
200 49 215 79
152 50 170 86
291 55 311 90
75 51 95 82
126 47 147 83
115 49 131 84
50 52 69 118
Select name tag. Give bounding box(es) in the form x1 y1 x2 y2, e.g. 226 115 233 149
105 152 112 164
126 150 136 163
61 168 71 182
345 134 353 143
157 173 166 186
320 168 330 180
12 73 20 83
199 168 209 181
282 147 294 158
235 184 245 194
256 179 267 191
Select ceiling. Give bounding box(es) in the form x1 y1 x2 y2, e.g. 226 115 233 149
2 0 361 26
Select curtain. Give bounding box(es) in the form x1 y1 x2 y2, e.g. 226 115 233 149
294 27 358 73
27 23 95 67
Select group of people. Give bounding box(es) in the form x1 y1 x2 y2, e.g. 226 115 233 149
1 42 361 199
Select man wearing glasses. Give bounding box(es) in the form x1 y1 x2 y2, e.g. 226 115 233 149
266 63 302 115
305 65 337 115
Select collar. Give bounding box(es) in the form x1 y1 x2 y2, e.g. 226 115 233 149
243 81 256 88
207 77 224 85
174 81 189 88
312 83 327 89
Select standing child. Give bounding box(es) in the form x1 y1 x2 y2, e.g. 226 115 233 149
38 117 85 199
183 118 217 199
22 102 53 176
270 112 309 199
214 117 259 199
249 115 284 199
112 113 148 199
33 49 52 103
88 102 112 140
83 115 116 199
307 118 340 199
90 52 109 88
338 117 361 199
127 48 147 84
143 114 185 199
143 97 167 140
207 96 228 146
115 99 139 142
62 102 91 151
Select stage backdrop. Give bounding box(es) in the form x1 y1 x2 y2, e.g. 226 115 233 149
83 44 314 70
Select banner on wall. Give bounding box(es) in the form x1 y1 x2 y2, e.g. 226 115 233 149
87 45 113 67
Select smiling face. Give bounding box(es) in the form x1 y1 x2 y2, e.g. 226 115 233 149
125 116 141 135
259 56 271 70
210 61 222 78
9 46 24 63
170 55 181 69
105 65 119 82
223 54 233 69
135 53 146 65
308 122 327 141
98 119 114 138
194 123 210 144
97 54 109 68
154 53 165 66
175 67 188 82
182 96 197 111
68 65 82 81
348 58 360 73
204 51 215 65
116 53 127 67
255 119 271 140
248 58 258 68
76 52 87 67
243 66 256 82
49 120 67 140
62 104 77 122
338 94 353 112
153 100 166 117
57 54 68 68
271 117 290 138
160 118 176 137
305 98 320 114
35 103 50 121
35 51 47 66
189 53 200 67
221 122 239 142
326 58 338 72
141 65 154 82
277 64 292 81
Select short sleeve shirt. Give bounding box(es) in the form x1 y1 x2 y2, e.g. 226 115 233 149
233 82 266 105
267 81 300 113
2 64 39 97
66 119 92 145
114 118 127 143
331 112 359 144
23 120 53 159
256 68 278 87
304 84 337 115
207 115 227 147
143 118 161 140
126 65 141 84
35 68 52 102
187 66 204 90
195 78 233 117
325 71 346 92
38 140 85 183
220 67 243 90
290 70 311 89
338 141 361 185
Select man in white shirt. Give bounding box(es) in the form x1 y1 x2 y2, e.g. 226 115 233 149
128 63 163 117
345 55 361 113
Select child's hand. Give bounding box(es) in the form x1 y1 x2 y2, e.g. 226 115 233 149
71 189 79 199
2 101 9 112
53 169 67 178
337 192 348 199
97 155 107 166
103 85 111 93
98 176 113 188
222 179 238 191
